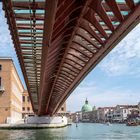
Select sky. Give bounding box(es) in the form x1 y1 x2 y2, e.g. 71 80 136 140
0 3 140 112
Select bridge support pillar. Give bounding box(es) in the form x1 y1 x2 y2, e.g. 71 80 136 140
26 116 68 128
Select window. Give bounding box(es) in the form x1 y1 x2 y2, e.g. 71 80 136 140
0 77 1 87
0 65 2 71
22 107 25 111
27 96 30 102
61 107 64 111
22 96 25 102
27 107 30 111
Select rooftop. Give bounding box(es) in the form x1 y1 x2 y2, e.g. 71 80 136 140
0 57 13 60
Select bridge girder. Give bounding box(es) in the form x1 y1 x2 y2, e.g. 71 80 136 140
2 0 140 116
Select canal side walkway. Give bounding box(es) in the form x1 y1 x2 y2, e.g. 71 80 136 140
0 123 69 129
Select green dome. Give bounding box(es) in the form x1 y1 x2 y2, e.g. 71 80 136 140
81 99 92 112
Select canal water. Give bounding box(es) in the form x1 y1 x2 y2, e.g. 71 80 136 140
0 123 140 140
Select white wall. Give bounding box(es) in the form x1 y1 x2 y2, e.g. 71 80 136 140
27 116 68 125
7 110 22 124
11 82 22 105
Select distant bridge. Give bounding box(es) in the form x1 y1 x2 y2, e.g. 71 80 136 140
2 0 140 116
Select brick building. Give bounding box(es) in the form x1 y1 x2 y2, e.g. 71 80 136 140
22 90 34 118
57 102 67 116
0 58 24 123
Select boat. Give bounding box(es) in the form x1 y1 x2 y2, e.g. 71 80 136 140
106 122 111 126
126 121 139 126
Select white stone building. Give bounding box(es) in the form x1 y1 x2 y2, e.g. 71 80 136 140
97 107 113 121
113 105 138 122
97 104 139 122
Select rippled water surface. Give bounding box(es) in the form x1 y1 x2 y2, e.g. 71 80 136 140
0 123 140 140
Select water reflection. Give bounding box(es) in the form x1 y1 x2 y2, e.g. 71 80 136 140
0 124 140 140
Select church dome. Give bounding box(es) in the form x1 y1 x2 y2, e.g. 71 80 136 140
81 99 92 112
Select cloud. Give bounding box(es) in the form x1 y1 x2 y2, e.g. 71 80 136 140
99 23 140 76
67 80 140 112
67 23 140 111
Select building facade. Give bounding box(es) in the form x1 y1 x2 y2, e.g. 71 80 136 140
81 99 94 122
0 58 24 124
76 100 140 123
112 105 138 122
97 107 115 122
98 105 139 122
22 90 34 118
57 102 67 116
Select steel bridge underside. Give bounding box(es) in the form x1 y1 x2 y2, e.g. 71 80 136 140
2 0 140 116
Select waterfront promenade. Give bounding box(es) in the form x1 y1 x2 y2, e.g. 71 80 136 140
0 123 140 140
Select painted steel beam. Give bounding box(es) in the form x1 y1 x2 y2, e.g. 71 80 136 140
38 0 58 115
3 0 140 116
12 1 45 10
52 1 140 115
2 0 37 112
